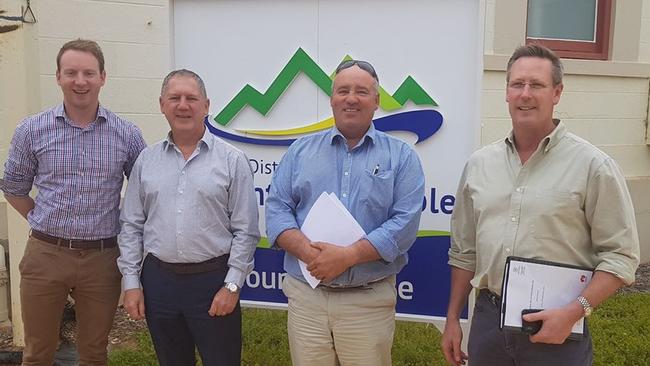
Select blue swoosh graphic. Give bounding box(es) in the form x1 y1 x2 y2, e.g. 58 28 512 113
205 109 443 146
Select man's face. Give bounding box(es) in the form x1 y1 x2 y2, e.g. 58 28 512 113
159 76 210 135
56 50 106 112
506 57 563 129
330 65 379 138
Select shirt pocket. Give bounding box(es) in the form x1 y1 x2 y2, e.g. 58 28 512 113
359 169 394 217
529 189 582 241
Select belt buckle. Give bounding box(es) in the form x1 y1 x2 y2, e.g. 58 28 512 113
487 291 500 307
64 239 87 250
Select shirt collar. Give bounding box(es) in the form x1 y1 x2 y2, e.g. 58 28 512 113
54 103 107 124
329 123 376 147
505 119 565 154
163 125 211 151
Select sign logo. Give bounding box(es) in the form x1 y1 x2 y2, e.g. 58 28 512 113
206 48 443 145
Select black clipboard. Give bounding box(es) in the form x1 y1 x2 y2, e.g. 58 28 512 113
500 256 594 341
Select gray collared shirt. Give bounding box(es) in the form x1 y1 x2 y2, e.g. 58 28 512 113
118 128 260 290
449 121 640 295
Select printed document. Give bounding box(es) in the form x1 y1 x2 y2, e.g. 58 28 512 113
500 256 593 337
299 192 366 288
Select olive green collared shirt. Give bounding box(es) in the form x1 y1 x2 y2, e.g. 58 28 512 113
449 121 640 295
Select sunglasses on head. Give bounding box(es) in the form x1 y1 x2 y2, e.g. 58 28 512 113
335 60 379 82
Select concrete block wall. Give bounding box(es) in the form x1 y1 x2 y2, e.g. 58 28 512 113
0 0 171 345
639 0 650 62
33 0 171 144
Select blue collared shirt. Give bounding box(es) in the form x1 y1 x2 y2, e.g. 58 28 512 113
118 128 260 290
265 124 424 287
2 104 146 239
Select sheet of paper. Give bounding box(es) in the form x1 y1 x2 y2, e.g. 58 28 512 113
299 192 366 288
501 258 592 334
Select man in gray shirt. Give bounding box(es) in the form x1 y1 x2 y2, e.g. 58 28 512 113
118 69 260 365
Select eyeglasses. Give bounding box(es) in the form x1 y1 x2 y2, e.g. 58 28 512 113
507 81 549 92
335 60 379 82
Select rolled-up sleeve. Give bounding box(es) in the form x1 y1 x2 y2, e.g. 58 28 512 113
265 145 301 248
117 155 147 291
365 147 425 263
2 122 37 197
448 162 477 272
224 151 261 287
586 158 640 285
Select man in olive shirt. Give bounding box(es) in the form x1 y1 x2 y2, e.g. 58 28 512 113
441 45 640 366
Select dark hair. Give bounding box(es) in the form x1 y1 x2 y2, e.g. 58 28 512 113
161 69 207 98
57 39 105 73
506 44 563 86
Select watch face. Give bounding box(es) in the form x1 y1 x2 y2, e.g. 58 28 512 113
226 283 238 292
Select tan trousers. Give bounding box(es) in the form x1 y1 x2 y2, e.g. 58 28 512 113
19 236 122 366
282 275 397 366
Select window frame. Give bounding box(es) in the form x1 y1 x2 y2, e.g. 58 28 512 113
525 0 612 60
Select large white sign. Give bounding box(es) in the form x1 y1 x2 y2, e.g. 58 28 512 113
173 0 483 320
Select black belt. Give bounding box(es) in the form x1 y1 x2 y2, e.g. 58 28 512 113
479 289 502 307
147 254 229 275
31 230 117 250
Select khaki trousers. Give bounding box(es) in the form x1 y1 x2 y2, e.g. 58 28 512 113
19 236 122 366
282 275 397 366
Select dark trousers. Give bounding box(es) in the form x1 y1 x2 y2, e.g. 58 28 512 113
141 255 241 366
468 290 593 366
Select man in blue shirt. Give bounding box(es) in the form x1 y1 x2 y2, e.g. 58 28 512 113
266 60 425 366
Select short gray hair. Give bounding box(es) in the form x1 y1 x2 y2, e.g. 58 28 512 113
161 69 207 98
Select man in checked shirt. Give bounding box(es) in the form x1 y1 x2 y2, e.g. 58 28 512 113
2 39 146 365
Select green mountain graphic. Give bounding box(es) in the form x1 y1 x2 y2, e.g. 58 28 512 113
214 48 437 127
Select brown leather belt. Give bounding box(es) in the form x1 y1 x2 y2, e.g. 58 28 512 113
147 254 229 275
318 276 390 291
31 230 117 250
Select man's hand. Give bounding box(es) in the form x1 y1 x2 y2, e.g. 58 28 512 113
208 287 239 317
524 301 584 344
302 242 321 264
306 242 353 283
123 288 146 320
441 318 468 365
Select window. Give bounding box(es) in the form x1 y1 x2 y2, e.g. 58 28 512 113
526 0 612 60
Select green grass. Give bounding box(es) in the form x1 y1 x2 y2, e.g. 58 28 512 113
108 293 649 366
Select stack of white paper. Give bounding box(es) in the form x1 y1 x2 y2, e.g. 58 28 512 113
299 192 366 288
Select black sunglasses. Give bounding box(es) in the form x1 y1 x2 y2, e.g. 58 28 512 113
335 60 379 82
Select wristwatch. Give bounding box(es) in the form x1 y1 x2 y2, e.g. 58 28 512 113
224 282 240 294
577 296 593 317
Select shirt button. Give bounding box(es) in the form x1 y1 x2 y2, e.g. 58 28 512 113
511 217 517 222
506 248 511 253
342 193 347 198
181 171 186 175
178 190 183 194
516 187 522 193
344 172 349 176
80 172 84 177
177 209 182 213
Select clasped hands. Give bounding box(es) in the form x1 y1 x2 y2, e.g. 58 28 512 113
304 241 354 283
